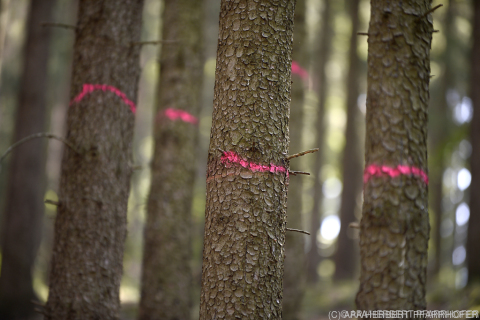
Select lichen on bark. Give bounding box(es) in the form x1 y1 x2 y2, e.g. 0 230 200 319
199 0 296 319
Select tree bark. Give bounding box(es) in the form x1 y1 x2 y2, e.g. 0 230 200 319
0 0 54 319
467 0 480 285
333 0 362 281
356 0 432 313
138 0 204 319
199 0 295 319
44 1 144 319
282 0 306 319
306 0 332 283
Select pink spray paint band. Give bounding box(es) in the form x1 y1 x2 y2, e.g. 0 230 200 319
221 151 288 177
156 108 198 124
70 84 137 113
363 164 428 185
291 60 309 81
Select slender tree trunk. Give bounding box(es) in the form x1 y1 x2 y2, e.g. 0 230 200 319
44 1 144 319
282 0 306 319
138 0 204 319
199 1 295 318
333 0 362 282
429 0 454 277
0 0 10 83
467 0 480 285
0 0 54 319
306 0 332 283
356 0 432 312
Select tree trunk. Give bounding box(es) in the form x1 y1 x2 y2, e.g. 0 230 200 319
282 0 306 319
467 0 480 285
429 0 454 277
333 0 362 282
0 0 54 319
44 1 144 319
356 0 432 313
199 1 295 319
306 0 332 283
138 0 204 318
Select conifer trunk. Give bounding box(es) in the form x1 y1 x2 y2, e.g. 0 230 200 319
44 1 144 319
138 0 203 318
307 0 332 283
199 0 295 318
467 0 480 284
0 0 54 318
356 0 432 312
333 0 362 281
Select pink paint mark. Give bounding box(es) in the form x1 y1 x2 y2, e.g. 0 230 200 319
157 108 198 124
221 151 288 177
291 61 309 81
364 164 428 184
70 84 136 113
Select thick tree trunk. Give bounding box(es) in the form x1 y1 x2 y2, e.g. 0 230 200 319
44 1 144 319
282 0 306 319
333 0 362 281
199 1 295 319
467 0 480 285
356 0 432 313
0 0 54 319
138 0 204 319
306 0 332 283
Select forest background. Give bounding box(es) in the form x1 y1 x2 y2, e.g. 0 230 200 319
0 0 478 319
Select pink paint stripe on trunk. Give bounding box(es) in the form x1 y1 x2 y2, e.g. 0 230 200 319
70 84 136 113
291 60 309 81
364 164 428 184
221 151 288 177
159 108 198 124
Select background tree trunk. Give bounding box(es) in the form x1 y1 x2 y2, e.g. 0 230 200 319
467 0 480 285
138 0 204 318
44 1 144 319
199 0 295 318
306 0 332 283
0 0 54 319
333 0 362 282
356 0 432 312
282 0 306 318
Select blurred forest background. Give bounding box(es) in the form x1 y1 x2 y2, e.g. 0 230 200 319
0 0 478 319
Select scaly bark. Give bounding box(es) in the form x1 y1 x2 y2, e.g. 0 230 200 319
0 0 54 318
306 0 332 283
199 0 295 319
356 0 432 313
44 1 144 319
333 0 362 281
467 0 480 285
138 0 204 319
282 0 306 319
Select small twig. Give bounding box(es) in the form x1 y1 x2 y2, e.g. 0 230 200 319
131 40 179 46
349 222 360 229
0 133 79 169
45 199 60 206
289 171 310 176
429 75 435 78
286 228 311 235
31 300 44 307
285 148 319 161
420 4 443 19
357 32 369 36
41 22 76 30
432 30 440 33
